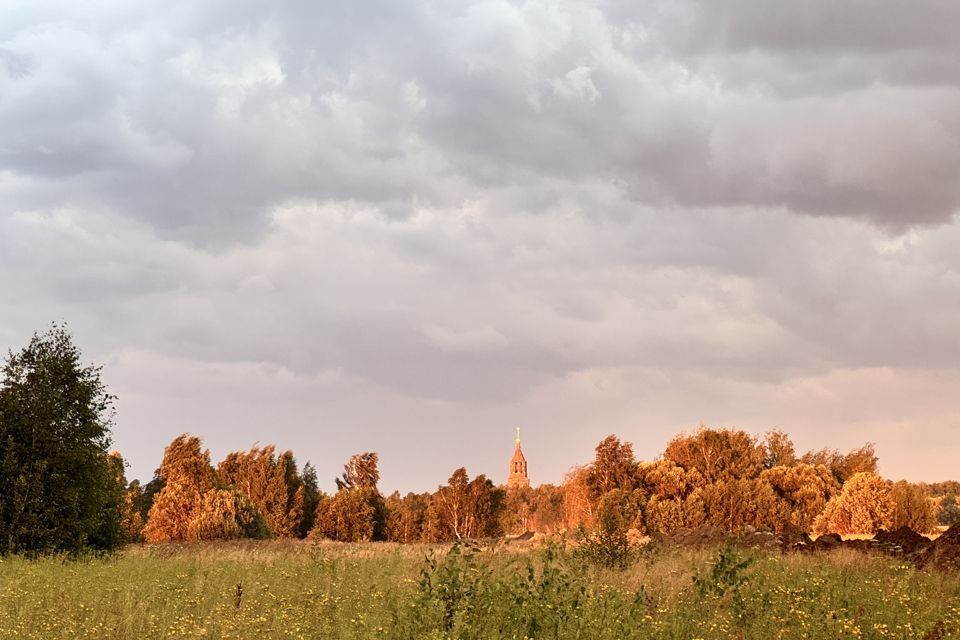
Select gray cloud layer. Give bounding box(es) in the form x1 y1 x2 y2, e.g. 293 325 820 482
2 0 959 488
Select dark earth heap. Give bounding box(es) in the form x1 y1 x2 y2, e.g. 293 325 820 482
654 523 960 572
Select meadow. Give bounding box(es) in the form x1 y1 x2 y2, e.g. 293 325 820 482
1 540 958 640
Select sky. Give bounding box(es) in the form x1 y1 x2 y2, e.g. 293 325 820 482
2 1 959 493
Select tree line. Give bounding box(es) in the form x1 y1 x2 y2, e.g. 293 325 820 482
1 326 957 555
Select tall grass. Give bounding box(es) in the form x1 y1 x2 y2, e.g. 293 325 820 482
0 540 958 639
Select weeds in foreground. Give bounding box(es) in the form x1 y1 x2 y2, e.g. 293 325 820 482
572 523 637 569
693 541 755 624
0 541 959 639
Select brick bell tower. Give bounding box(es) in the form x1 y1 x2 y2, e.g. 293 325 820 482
507 427 530 489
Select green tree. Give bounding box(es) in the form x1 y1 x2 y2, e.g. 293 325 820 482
139 470 165 522
576 488 645 568
940 495 960 527
0 324 122 554
298 462 322 538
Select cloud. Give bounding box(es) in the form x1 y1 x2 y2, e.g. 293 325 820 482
2 1 960 485
3 0 959 243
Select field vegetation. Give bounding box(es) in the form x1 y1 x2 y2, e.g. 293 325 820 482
1 540 959 639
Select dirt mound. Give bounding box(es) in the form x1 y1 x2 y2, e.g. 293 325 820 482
917 524 960 572
779 524 814 552
873 527 933 557
812 533 843 552
660 525 728 548
736 529 783 551
841 538 876 553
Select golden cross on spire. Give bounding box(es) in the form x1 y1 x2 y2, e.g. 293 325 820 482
515 426 521 444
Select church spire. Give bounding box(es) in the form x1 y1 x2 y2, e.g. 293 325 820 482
507 427 530 489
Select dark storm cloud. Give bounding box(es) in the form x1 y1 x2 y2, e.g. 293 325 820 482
3 0 959 243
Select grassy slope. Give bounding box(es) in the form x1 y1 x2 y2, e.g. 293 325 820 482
0 540 958 639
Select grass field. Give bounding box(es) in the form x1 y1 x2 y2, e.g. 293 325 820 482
1 540 959 639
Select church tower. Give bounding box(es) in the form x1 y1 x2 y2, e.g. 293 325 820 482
507 427 530 489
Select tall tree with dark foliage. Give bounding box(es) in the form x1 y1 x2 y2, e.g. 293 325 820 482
0 325 122 554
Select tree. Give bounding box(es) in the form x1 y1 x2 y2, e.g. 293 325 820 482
103 451 146 545
889 480 938 534
588 435 636 497
801 444 878 484
664 427 765 483
299 462 322 538
644 496 685 534
561 466 595 530
140 470 165 523
763 430 797 468
761 463 839 532
499 484 566 535
596 488 646 536
385 492 429 543
310 489 379 542
813 472 893 536
834 444 879 482
529 484 565 534
0 324 123 554
122 479 146 543
579 488 646 568
144 434 267 542
927 481 960 497
637 459 705 499
308 452 386 542
217 446 305 538
699 478 783 532
336 452 380 492
940 495 960 527
424 468 504 541
501 486 534 535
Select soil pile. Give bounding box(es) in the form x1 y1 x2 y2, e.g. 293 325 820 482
737 529 780 550
873 527 933 557
660 525 728 548
917 524 960 572
779 524 814 552
841 538 876 553
812 533 842 552
509 531 536 542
